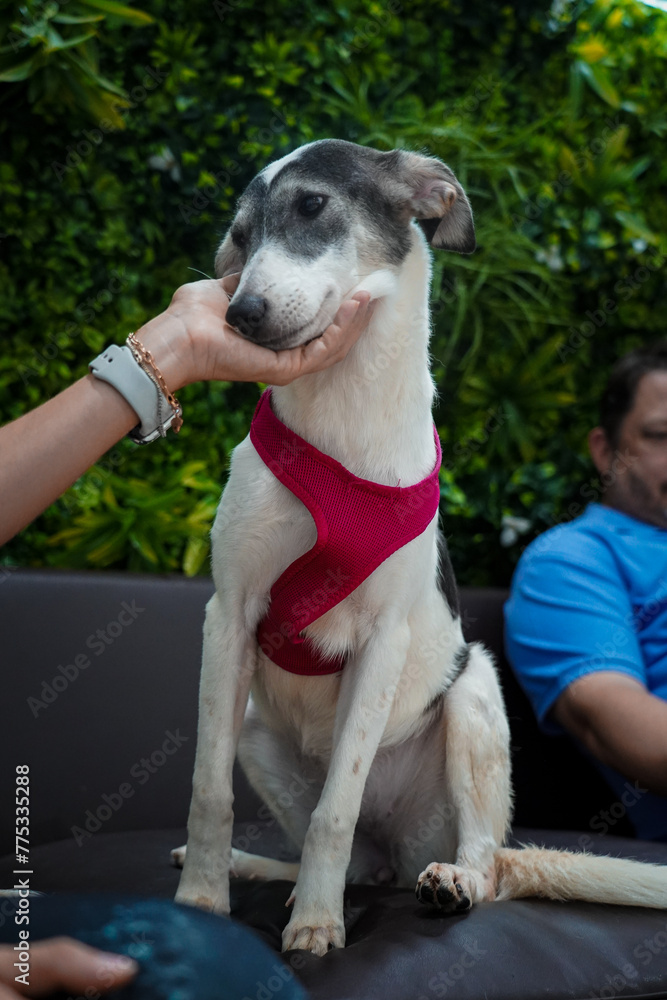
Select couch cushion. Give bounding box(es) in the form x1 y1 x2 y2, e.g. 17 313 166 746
0 570 634 846
2 826 667 1000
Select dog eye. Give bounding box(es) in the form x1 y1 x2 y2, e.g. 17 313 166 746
231 229 247 248
298 195 326 218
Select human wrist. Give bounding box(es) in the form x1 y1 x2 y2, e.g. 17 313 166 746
132 310 193 392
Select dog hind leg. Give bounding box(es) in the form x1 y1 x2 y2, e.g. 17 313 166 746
236 708 391 886
237 707 325 852
415 642 512 912
171 843 300 882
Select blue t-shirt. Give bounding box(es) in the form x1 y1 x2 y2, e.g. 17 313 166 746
504 502 667 841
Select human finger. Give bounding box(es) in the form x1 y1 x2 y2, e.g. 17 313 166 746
0 938 138 997
297 294 375 373
267 296 375 385
221 273 242 299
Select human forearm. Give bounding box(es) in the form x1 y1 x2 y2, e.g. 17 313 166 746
555 672 667 796
0 313 189 547
0 375 138 546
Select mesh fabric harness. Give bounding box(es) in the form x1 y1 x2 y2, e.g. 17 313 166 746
250 389 442 676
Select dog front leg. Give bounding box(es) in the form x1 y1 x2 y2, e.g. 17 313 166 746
282 619 411 955
175 592 256 914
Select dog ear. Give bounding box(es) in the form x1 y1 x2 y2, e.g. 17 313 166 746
214 230 244 277
394 151 476 254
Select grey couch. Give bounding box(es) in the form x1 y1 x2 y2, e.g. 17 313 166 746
1 567 667 999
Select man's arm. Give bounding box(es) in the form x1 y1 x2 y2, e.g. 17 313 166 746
554 671 667 796
504 524 667 798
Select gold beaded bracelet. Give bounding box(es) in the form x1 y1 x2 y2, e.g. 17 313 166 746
126 332 183 434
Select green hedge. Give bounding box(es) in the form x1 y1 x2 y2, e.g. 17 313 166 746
1 0 666 584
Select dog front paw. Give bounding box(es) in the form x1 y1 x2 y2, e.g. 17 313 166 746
175 875 230 916
282 915 345 955
415 862 475 913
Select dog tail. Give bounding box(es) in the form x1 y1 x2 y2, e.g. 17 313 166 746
494 846 667 908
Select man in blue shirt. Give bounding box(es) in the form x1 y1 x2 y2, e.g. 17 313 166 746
505 342 667 841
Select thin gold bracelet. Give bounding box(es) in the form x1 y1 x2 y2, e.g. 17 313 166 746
126 332 183 434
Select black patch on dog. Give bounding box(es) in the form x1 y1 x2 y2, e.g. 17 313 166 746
422 644 469 718
437 532 460 619
422 689 445 718
240 173 269 208
266 184 351 262
255 140 413 266
417 218 441 244
231 176 268 255
451 644 470 682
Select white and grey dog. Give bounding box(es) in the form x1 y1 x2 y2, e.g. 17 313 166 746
173 139 667 955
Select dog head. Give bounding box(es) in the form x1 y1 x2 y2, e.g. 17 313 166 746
216 139 475 350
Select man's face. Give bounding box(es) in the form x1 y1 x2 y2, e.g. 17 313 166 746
594 370 667 528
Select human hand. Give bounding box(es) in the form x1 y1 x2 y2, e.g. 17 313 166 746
136 276 375 391
0 937 138 998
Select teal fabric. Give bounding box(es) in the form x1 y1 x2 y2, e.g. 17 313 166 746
0 894 309 1000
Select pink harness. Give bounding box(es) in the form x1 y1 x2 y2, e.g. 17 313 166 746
250 389 442 676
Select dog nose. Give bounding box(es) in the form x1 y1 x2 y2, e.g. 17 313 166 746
226 294 268 337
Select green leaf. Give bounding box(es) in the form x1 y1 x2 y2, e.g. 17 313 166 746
577 60 620 108
78 0 155 25
613 210 656 242
45 30 98 52
63 49 129 98
0 56 39 82
51 13 106 23
129 531 160 564
183 536 209 576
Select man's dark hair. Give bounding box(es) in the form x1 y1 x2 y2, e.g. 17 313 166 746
600 341 667 447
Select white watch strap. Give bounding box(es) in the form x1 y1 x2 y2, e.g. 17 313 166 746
89 344 177 445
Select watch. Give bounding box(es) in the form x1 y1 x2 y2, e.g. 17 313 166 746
88 343 181 445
